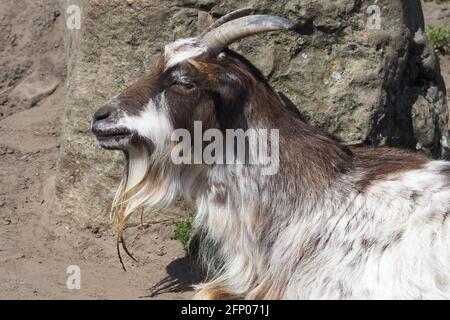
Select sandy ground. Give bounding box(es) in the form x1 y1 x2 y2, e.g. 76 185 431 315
0 1 448 299
0 0 198 299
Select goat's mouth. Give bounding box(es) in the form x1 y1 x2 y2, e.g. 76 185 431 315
93 127 133 150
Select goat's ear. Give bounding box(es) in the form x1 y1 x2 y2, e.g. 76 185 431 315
187 59 223 83
186 59 246 104
197 11 214 35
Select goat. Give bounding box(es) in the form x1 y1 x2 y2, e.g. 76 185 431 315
92 10 450 299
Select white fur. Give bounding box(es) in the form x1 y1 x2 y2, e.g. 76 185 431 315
164 38 207 69
184 160 450 299
111 94 178 226
115 98 450 299
118 94 172 158
117 119 450 299
107 37 450 299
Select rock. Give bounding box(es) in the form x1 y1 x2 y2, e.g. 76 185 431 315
0 0 66 118
156 247 167 256
0 62 31 90
8 74 60 109
14 253 25 260
58 0 449 227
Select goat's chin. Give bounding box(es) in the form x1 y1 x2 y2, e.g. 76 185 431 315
96 135 155 153
96 135 132 150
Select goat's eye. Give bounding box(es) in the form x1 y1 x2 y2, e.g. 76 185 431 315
170 79 196 91
177 82 195 90
184 83 196 90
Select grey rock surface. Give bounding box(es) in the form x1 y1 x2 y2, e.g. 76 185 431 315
58 0 448 226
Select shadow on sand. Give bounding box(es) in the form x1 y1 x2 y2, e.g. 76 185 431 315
144 255 204 298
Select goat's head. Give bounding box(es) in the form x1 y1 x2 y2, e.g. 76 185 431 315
91 11 293 259
92 12 293 152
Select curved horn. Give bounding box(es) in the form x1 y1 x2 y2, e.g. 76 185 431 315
198 7 254 38
201 15 294 56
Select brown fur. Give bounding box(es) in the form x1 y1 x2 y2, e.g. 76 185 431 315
352 147 428 190
197 287 244 300
93 42 438 299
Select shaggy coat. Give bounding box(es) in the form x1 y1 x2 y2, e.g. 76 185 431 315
92 37 450 299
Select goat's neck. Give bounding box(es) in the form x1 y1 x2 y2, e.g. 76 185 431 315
192 96 354 246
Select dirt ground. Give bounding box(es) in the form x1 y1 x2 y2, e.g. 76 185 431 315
0 0 198 299
0 1 449 299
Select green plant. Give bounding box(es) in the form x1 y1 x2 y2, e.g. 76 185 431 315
172 216 194 249
434 0 450 4
426 25 450 54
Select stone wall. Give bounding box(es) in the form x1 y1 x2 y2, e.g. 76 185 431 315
58 0 448 226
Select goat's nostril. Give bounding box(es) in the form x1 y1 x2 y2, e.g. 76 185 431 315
93 105 115 122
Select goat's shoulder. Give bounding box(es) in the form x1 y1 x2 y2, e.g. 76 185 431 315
352 146 429 169
350 146 439 190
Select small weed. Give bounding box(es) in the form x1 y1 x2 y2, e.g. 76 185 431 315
172 216 194 249
426 25 450 54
